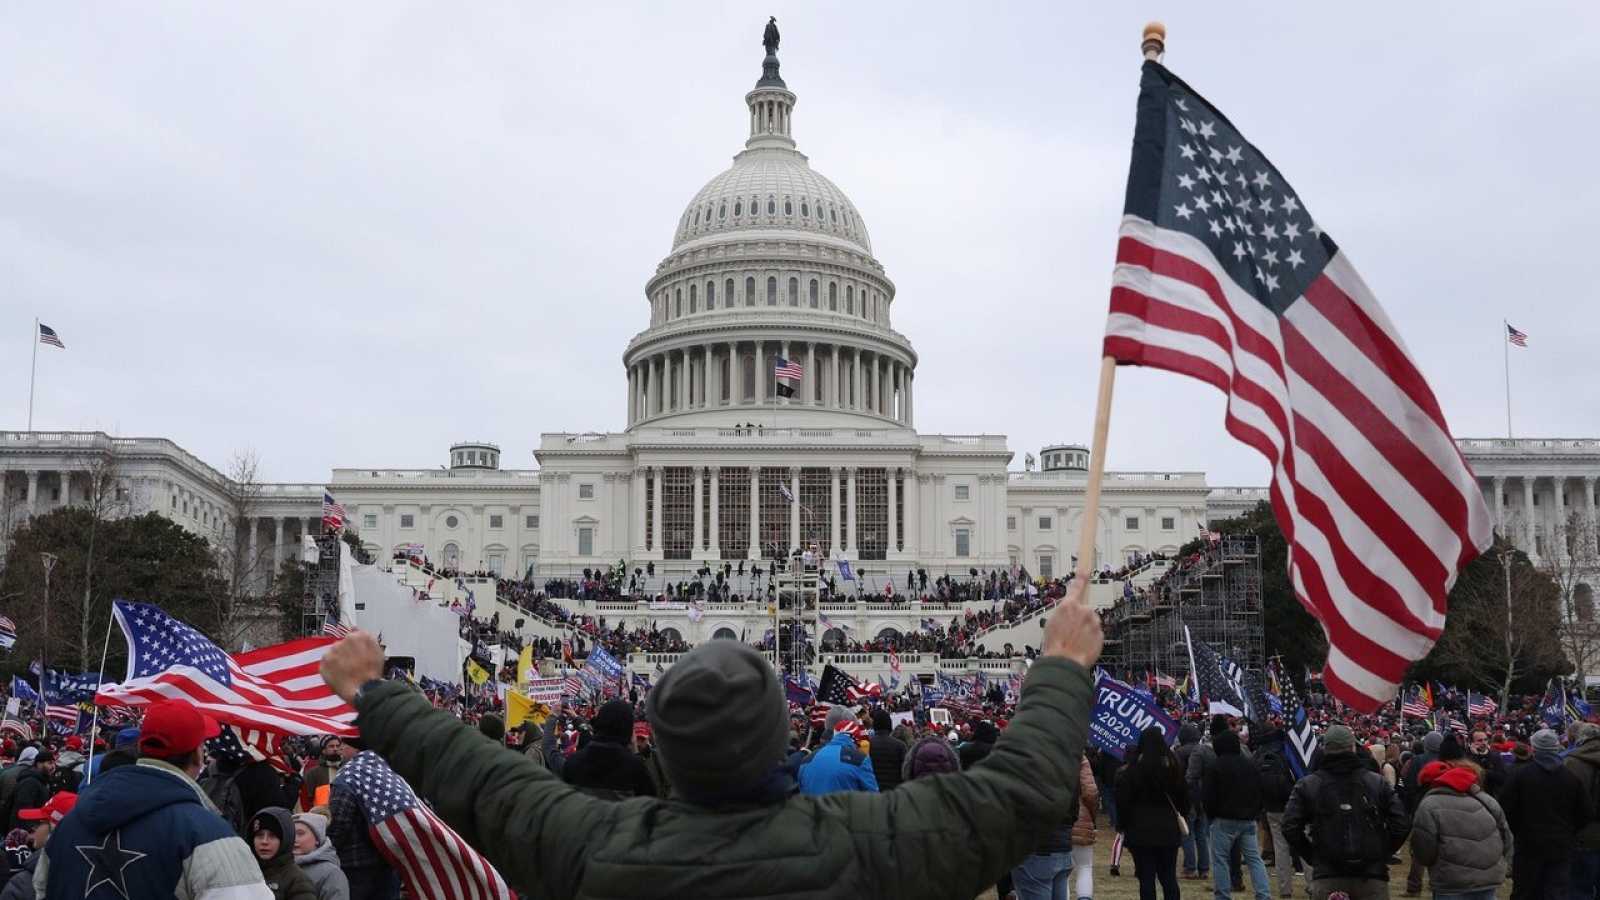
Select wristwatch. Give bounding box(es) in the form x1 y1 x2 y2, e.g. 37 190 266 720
353 678 386 706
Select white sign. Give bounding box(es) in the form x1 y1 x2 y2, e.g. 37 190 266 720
929 708 952 726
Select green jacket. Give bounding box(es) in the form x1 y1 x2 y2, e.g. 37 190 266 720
356 657 1093 900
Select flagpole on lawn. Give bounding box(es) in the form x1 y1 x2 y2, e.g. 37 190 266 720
83 609 117 785
1497 320 1510 435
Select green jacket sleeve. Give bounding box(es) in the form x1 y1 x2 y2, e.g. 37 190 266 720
356 682 607 899
829 657 1093 899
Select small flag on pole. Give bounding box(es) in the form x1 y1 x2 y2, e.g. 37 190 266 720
1506 324 1528 347
322 492 347 531
773 357 804 379
37 324 64 348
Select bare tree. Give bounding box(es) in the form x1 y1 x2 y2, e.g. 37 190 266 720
1544 509 1600 689
211 449 272 648
76 444 130 668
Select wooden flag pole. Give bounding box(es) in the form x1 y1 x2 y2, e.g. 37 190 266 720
1074 22 1165 582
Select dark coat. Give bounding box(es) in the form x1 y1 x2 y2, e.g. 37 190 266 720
559 740 658 801
1282 751 1410 882
1203 740 1264 821
1498 751 1589 858
1115 756 1190 849
351 657 1096 899
8 770 48 830
867 734 906 791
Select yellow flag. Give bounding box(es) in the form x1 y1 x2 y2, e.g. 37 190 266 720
506 690 532 729
465 658 490 686
517 645 534 686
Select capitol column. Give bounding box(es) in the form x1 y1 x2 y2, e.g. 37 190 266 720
845 467 858 556
1555 475 1569 560
887 468 898 557
653 356 665 415
748 466 761 559
652 467 665 555
780 341 791 405
727 341 739 404
707 345 720 408
246 518 259 587
693 467 705 556
754 342 765 405
273 517 284 573
831 345 841 409
678 349 689 411
709 468 721 557
1586 476 1598 543
627 366 637 423
634 466 649 556
903 471 920 559
830 467 842 553
25 470 39 515
1522 477 1537 556
1491 477 1505 535
806 342 816 405
789 467 801 552
853 350 863 411
905 370 914 426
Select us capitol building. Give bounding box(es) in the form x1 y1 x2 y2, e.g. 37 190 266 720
2 36 1597 650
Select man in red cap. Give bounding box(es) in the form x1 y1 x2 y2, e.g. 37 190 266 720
32 699 271 899
6 791 76 896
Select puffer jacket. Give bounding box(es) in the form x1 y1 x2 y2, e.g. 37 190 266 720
1069 755 1100 847
34 757 271 899
354 657 1096 900
1410 762 1510 894
1563 735 1600 850
293 838 350 900
0 853 35 900
252 807 317 900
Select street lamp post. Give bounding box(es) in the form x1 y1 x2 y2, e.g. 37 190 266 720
40 552 57 681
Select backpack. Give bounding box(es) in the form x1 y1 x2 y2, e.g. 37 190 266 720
1256 747 1295 804
199 769 246 837
1311 770 1388 867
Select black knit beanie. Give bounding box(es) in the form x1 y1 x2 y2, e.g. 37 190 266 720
646 642 788 803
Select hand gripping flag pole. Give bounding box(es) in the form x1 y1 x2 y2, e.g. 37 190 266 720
1075 23 1165 581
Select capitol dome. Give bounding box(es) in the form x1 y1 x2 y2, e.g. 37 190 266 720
623 37 916 432
672 151 873 255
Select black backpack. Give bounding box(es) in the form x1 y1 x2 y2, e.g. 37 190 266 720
1311 770 1388 867
1256 747 1295 804
199 769 246 837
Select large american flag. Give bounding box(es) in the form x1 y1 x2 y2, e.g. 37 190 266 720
337 750 513 900
322 493 347 531
95 600 357 736
1103 61 1492 711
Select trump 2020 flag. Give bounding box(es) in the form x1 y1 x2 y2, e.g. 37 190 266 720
335 750 513 900
1103 60 1492 711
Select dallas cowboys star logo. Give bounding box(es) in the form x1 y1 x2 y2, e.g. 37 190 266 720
77 831 147 899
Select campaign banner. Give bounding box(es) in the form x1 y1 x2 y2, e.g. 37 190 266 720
1090 671 1178 760
585 646 627 681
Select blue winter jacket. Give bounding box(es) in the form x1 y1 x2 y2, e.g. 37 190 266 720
798 732 880 795
35 758 270 899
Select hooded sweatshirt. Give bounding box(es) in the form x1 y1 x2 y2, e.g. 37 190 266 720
1410 762 1511 893
250 807 317 900
33 757 271 899
292 813 350 900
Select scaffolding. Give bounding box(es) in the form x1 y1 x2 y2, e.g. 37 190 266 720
771 550 823 678
301 533 342 637
1101 534 1264 682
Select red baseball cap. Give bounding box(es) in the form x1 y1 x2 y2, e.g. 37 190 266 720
18 791 77 826
64 736 83 752
138 700 221 756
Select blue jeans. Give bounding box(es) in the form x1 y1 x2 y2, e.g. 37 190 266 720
1434 891 1496 900
1183 812 1211 874
1571 848 1600 900
1210 818 1271 900
1012 851 1073 900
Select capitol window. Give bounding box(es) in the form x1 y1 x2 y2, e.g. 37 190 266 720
1007 516 1017 531
828 282 838 310
784 198 793 216
1162 516 1176 531
578 527 593 557
400 514 414 528
490 514 503 529
363 513 377 529
846 285 854 314
1125 516 1140 531
734 199 743 216
525 514 538 529
767 277 777 305
706 281 715 309
693 209 700 225
954 484 970 501
801 201 809 217
689 283 697 312
829 207 837 223
1038 516 1052 531
767 196 776 215
446 515 459 529
725 279 734 308
675 289 682 317
955 529 971 558
788 278 798 306
808 279 818 307
1040 555 1054 579
719 202 726 219
745 276 755 306
579 483 595 500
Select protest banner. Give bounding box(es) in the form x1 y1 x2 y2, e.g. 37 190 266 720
1089 671 1178 760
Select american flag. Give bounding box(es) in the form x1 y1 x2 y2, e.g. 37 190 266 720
0 615 15 650
206 724 293 776
37 323 64 349
1103 60 1492 711
43 704 78 735
816 664 855 706
335 750 513 900
773 356 803 379
1400 683 1433 718
95 600 357 737
322 619 352 639
846 680 882 704
1467 690 1498 718
1506 324 1528 348
1184 626 1248 718
0 721 33 742
562 674 585 698
322 493 347 531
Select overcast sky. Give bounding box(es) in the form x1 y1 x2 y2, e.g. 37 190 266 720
3 3 1597 485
